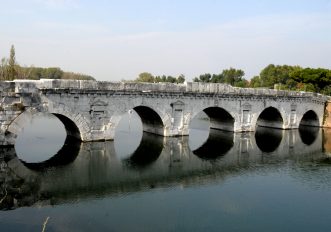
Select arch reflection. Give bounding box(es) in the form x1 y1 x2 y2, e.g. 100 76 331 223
255 127 282 153
0 128 326 211
21 136 81 171
123 132 164 169
299 125 319 145
193 129 234 160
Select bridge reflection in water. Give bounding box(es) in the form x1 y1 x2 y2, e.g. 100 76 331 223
0 126 329 210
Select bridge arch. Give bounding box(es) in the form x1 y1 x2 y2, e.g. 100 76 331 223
132 105 165 135
204 107 235 131
6 107 88 143
49 109 89 141
256 107 284 129
299 110 320 127
52 113 81 139
191 107 235 132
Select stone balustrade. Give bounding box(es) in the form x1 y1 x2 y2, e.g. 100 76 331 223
0 79 328 101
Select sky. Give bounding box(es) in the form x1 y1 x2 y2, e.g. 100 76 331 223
1 0 331 81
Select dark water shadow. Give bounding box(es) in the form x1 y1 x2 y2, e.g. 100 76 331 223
123 132 164 169
255 127 283 153
315 157 331 165
0 146 17 163
299 125 319 145
21 136 81 171
193 129 234 160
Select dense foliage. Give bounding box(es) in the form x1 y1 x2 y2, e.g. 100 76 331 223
193 68 248 87
250 64 331 95
0 45 95 81
193 65 331 95
134 72 185 84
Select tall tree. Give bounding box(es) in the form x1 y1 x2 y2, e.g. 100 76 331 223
166 75 176 83
42 67 64 79
211 73 223 83
249 76 261 88
8 45 17 80
0 58 8 80
221 68 245 86
16 65 32 79
193 73 212 82
193 68 247 86
177 74 185 83
135 72 185 83
258 64 302 88
291 68 331 92
136 72 155 82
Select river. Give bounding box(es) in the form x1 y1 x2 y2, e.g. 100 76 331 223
1 112 331 231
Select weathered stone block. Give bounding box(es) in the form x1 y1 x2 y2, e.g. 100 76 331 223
79 80 97 89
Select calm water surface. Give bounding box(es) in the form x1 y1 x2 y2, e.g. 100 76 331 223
1 112 331 231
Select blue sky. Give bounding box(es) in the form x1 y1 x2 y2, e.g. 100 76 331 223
1 0 331 81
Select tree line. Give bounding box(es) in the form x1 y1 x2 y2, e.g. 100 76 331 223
0 45 95 81
133 72 186 84
2 45 330 95
250 64 331 95
192 65 331 95
193 68 248 87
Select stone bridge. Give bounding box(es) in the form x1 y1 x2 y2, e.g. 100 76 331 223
0 79 329 146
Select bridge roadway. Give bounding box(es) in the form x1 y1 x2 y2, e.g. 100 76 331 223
0 128 327 210
0 79 329 145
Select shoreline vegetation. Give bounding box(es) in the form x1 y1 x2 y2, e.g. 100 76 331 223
191 65 331 96
1 45 330 96
117 66 331 96
0 45 95 81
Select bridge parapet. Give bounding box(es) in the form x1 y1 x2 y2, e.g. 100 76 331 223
3 79 328 101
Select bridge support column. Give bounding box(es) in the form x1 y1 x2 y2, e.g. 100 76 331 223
165 124 190 137
0 109 24 146
0 129 16 146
